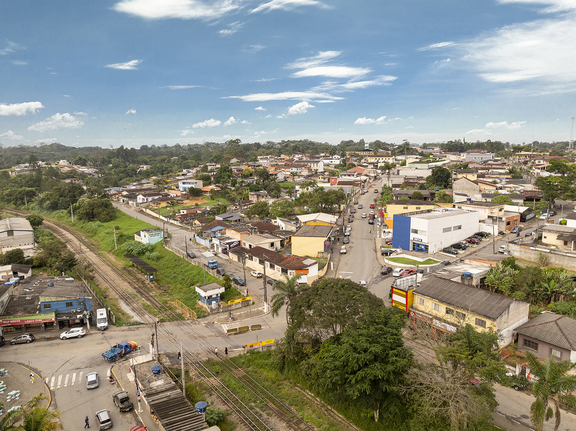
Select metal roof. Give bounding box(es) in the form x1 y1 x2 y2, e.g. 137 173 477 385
517 312 576 351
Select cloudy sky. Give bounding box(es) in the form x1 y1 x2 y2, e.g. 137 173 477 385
1 0 575 148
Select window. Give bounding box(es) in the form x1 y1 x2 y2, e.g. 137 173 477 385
416 207 421 210
44 304 51 310
65 302 73 307
475 318 486 328
443 227 452 233
446 308 454 316
523 339 539 351
453 225 462 231
433 303 441 312
550 348 562 359
403 206 408 209
411 229 427 235
456 311 466 320
417 297 426 306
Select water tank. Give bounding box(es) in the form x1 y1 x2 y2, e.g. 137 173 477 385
462 272 472 278
195 401 207 414
461 271 473 286
151 365 162 375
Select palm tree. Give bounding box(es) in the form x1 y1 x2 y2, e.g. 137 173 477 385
526 351 576 431
0 401 21 431
381 162 395 187
270 274 301 323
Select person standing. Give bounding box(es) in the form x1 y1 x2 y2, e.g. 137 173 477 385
177 351 181 360
84 416 90 428
214 347 218 356
225 347 228 356
30 373 34 384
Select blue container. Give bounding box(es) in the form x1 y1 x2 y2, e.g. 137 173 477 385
462 271 472 278
151 365 162 375
195 401 207 414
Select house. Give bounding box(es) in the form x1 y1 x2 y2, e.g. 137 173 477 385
226 224 257 240
0 218 35 252
464 151 495 163
137 192 165 204
250 222 280 234
405 276 529 345
178 180 203 191
392 190 434 201
516 312 576 362
291 225 333 257
276 218 298 232
229 246 319 284
503 205 536 222
0 264 32 283
215 213 244 223
392 208 479 253
541 225 576 251
242 234 283 251
296 212 338 227
134 228 164 245
452 177 481 200
249 191 269 202
453 201 505 223
452 169 478 181
199 220 228 238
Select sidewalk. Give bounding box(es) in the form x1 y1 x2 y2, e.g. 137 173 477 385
111 358 163 431
0 362 51 411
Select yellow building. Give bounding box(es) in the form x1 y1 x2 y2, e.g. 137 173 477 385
296 212 338 227
452 169 477 181
366 155 395 164
383 200 439 228
410 276 529 346
291 225 333 257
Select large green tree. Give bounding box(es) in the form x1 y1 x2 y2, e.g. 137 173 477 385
535 160 576 209
526 351 576 431
73 198 116 222
426 166 452 189
269 198 294 218
244 201 269 218
270 274 301 323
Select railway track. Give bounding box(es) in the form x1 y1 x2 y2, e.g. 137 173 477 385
5 210 355 430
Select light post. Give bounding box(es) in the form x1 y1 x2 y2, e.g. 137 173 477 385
262 254 269 313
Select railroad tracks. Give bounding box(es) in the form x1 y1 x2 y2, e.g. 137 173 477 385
5 210 354 430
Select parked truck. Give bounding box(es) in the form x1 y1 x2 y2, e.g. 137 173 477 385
96 308 108 331
201 251 218 269
103 341 138 361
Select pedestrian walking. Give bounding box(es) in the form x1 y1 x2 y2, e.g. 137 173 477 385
84 416 90 428
225 347 228 356
177 351 181 360
29 373 34 384
215 347 218 356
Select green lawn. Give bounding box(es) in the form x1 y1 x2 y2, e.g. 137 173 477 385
387 257 440 266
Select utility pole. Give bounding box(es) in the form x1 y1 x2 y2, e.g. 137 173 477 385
113 226 117 250
180 341 185 399
155 320 159 356
262 254 269 313
70 204 74 223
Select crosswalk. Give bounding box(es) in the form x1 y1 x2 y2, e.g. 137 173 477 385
48 372 83 390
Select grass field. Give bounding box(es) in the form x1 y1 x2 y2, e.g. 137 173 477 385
387 256 440 265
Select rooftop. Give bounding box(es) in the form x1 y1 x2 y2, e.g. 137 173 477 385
517 312 576 351
293 224 333 238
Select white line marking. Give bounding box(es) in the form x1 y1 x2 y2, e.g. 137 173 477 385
57 375 62 389
64 374 69 387
50 376 55 390
79 372 83 382
71 373 77 386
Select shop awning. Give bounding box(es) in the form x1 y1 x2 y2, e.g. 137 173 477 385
0 312 56 327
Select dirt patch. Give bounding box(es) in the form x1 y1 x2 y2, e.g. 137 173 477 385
184 198 209 205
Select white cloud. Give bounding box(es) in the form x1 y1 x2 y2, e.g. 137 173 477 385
255 106 266 111
485 120 526 129
181 129 194 136
287 51 341 69
354 116 387 125
113 0 240 21
192 118 221 128
498 0 576 14
11 60 28 66
418 41 455 51
226 90 343 102
224 116 237 126
74 112 88 115
314 75 397 92
0 130 23 140
28 113 84 132
287 101 314 115
246 44 265 53
34 138 58 144
0 101 44 116
291 65 371 79
250 0 328 14
126 109 137 115
0 41 24 56
255 77 276 82
459 9 576 88
105 59 142 70
164 85 201 90
219 21 243 37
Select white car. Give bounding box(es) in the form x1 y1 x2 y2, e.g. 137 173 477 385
86 372 99 389
498 245 506 253
250 271 263 278
340 246 347 254
60 327 86 340
361 213 367 218
359 280 367 287
392 268 405 277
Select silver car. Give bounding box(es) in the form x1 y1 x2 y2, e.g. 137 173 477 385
86 372 99 389
95 409 113 430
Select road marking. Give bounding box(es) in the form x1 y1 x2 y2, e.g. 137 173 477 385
79 372 83 383
71 373 76 386
339 271 353 274
57 375 62 389
64 374 69 387
50 376 55 390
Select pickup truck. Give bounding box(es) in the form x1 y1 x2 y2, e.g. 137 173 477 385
207 259 218 269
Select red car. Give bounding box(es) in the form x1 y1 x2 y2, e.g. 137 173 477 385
370 203 375 209
400 269 416 277
466 237 480 244
130 427 147 431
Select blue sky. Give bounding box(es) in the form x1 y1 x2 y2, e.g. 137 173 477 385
1 0 575 148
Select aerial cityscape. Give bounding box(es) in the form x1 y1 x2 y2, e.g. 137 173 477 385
2 1 576 431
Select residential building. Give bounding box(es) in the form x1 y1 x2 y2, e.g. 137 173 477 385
452 169 478 181
503 205 536 222
516 312 576 362
178 180 203 191
464 152 495 163
0 218 35 252
242 234 284 251
215 213 244 223
541 225 576 250
392 208 479 253
296 212 338 227
453 201 505 223
134 228 164 245
291 225 333 257
408 276 529 345
137 192 165 204
249 191 269 202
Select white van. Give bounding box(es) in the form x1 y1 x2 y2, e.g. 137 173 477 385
96 308 108 331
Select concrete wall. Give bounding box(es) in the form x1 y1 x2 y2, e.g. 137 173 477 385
412 212 479 253
508 243 576 271
496 300 529 346
518 333 572 362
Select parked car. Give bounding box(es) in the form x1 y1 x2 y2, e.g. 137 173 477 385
498 231 505 236
392 268 405 277
511 226 523 234
216 268 226 276
525 231 533 237
233 276 246 286
359 280 367 287
0 336 4 347
361 213 367 218
474 232 489 238
466 237 480 244
86 372 99 389
498 245 507 253
400 269 417 277
353 200 358 205
348 216 354 223
112 390 133 412
442 247 459 255
381 248 396 256
60 327 86 340
386 240 393 245
95 409 113 430
250 271 263 278
451 242 467 250
340 246 347 254
130 427 147 431
368 218 374 225
187 251 196 259
350 208 356 213
381 266 392 275
10 333 34 345
343 236 350 244
374 189 378 193
358 204 363 209
370 203 375 209
266 278 276 286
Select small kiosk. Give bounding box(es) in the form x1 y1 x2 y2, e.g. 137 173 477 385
195 283 225 309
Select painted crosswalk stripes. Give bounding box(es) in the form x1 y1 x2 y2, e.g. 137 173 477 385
49 372 85 390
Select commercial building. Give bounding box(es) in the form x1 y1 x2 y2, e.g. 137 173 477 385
392 208 479 253
0 218 35 252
